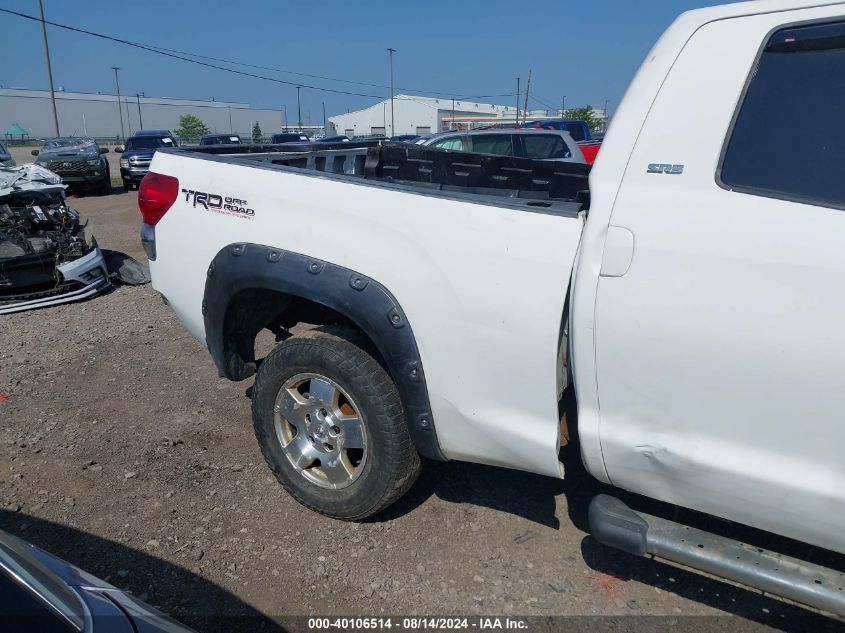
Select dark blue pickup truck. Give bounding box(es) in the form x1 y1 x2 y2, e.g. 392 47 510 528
117 130 177 190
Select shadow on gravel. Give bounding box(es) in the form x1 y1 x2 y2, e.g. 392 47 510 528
383 386 844 629
0 511 284 633
384 459 566 528
555 389 845 631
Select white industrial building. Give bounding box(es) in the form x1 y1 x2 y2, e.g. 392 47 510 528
328 95 551 138
0 88 283 140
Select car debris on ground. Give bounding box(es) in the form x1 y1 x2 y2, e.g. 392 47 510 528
0 164 149 315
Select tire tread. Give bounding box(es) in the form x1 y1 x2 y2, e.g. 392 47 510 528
251 326 421 520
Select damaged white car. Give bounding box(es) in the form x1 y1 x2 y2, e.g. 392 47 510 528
0 164 111 314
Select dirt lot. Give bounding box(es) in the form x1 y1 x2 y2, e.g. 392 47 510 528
0 191 839 632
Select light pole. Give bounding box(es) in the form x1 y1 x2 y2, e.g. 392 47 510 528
38 0 60 137
387 48 396 136
296 86 302 131
515 77 520 125
322 101 326 135
561 96 566 118
282 105 287 130
136 93 144 130
451 98 455 131
111 67 125 140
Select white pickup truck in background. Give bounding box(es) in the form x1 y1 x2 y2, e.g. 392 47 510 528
140 0 845 617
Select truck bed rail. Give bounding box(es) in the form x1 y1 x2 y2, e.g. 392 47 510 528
182 141 591 205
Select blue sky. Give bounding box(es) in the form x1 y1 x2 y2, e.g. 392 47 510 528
0 0 738 121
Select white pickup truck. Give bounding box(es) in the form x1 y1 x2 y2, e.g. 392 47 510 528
140 0 845 616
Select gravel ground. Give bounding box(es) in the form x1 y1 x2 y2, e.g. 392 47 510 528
0 192 840 632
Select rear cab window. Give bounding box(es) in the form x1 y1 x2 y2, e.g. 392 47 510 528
469 134 513 156
430 136 466 151
561 123 587 142
271 134 308 143
521 134 572 160
719 20 845 208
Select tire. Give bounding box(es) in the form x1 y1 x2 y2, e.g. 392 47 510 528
122 179 131 192
251 327 422 520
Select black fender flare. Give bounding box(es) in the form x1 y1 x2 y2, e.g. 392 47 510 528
202 243 445 461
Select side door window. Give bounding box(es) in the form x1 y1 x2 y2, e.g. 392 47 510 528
468 134 513 156
429 136 466 151
521 134 572 160
718 21 845 208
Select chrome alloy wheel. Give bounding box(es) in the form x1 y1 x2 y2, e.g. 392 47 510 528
273 373 367 489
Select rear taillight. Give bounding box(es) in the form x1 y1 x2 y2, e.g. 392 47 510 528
138 172 179 226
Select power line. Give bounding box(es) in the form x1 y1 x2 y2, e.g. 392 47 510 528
528 92 559 112
144 43 490 99
0 7 520 104
0 7 384 99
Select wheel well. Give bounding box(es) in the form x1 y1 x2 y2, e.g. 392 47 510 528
204 244 444 460
222 288 384 379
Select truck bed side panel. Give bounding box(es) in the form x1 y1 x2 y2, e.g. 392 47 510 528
149 151 583 477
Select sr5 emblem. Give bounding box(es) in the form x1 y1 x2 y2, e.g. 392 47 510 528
647 163 684 174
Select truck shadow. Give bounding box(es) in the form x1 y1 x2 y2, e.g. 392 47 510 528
386 458 567 529
0 511 285 633
558 390 845 631
384 388 845 629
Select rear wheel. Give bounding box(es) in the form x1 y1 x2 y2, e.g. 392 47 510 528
251 328 421 520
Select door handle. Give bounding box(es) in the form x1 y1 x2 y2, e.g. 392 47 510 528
600 225 635 278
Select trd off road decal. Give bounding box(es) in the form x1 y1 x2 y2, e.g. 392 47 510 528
181 189 255 219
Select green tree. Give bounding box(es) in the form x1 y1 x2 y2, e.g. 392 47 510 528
252 121 263 143
563 106 603 132
174 114 210 140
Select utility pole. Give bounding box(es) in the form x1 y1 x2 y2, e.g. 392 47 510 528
111 67 125 140
522 69 532 125
515 78 520 125
451 98 455 130
296 86 302 130
322 101 326 134
227 105 232 133
136 93 144 130
387 48 396 136
561 96 566 118
38 0 60 137
282 105 287 130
